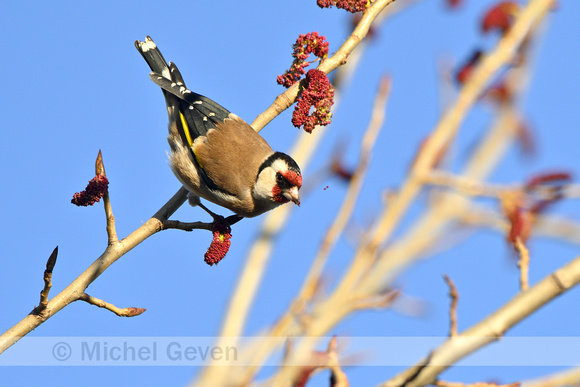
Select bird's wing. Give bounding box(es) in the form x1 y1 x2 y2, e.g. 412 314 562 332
192 114 274 199
149 69 230 139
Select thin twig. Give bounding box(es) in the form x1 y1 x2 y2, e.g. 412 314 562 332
78 293 146 317
162 220 213 232
515 237 530 291
96 150 118 245
350 288 400 311
424 172 506 198
36 246 58 314
425 172 580 203
443 275 459 337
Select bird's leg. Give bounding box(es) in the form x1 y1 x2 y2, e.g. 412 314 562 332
187 191 243 226
197 201 222 221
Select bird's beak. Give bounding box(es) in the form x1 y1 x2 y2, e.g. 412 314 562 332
283 186 301 206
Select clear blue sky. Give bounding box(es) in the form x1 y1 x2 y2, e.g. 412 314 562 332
2 1 580 386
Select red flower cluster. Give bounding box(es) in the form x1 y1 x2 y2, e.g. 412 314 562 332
204 221 232 266
482 1 519 34
317 0 369 13
277 32 329 88
71 175 109 207
292 69 335 133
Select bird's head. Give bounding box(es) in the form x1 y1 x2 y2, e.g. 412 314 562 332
254 152 302 207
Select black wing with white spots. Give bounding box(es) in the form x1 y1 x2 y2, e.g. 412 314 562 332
149 68 230 140
135 36 231 141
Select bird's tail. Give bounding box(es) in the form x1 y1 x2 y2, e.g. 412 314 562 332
134 36 172 80
135 36 231 144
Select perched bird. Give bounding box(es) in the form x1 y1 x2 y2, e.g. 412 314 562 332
135 36 302 218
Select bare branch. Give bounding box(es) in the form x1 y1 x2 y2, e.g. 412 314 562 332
0 186 188 354
382 252 580 387
350 288 400 311
78 293 146 317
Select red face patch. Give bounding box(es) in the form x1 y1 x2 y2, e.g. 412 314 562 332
281 170 302 189
272 185 289 203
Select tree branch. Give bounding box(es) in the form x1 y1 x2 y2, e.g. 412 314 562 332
382 252 580 387
0 186 188 354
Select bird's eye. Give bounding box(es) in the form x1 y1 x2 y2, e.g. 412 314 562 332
276 172 284 183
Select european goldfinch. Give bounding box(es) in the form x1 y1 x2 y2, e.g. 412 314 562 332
135 36 302 218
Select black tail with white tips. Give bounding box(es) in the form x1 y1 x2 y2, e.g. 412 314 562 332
135 36 172 79
136 36 232 140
